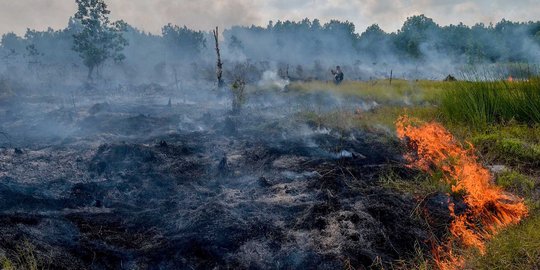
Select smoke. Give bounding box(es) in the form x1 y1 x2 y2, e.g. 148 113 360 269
257 70 290 90
2 0 540 36
3 12 540 90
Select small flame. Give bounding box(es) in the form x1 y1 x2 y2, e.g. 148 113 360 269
508 75 514 82
396 115 528 269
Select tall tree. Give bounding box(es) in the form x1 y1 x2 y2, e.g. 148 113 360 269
72 0 128 80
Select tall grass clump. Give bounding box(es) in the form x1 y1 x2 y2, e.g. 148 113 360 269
441 72 540 128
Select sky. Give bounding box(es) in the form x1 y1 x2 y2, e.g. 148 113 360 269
0 0 539 36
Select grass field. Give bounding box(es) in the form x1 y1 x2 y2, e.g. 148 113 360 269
291 78 540 269
288 79 445 105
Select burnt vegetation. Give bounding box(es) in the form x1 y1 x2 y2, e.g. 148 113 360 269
0 90 434 269
0 0 539 269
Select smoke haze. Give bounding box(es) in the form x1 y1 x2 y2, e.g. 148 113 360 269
1 0 540 35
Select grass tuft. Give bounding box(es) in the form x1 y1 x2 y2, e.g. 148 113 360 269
441 78 540 128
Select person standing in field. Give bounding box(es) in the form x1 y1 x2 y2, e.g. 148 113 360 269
331 66 344 84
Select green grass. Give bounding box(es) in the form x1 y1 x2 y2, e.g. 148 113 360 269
439 123 540 169
496 170 536 196
0 240 40 270
466 214 540 270
297 103 439 135
471 132 540 167
1 257 14 270
441 78 540 128
288 79 446 105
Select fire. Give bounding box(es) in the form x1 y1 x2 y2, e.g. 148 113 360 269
395 115 528 269
508 75 514 82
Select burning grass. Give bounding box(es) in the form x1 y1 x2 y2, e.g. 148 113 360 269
290 79 539 269
396 115 529 269
437 123 540 178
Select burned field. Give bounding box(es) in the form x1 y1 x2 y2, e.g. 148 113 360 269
0 86 437 269
1 0 539 267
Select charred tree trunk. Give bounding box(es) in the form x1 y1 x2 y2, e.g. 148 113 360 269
212 27 224 89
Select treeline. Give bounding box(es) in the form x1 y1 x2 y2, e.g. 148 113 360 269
225 15 540 64
1 14 540 82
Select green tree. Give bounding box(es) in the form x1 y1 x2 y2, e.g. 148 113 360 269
359 24 388 59
394 15 439 58
162 24 206 58
72 0 128 80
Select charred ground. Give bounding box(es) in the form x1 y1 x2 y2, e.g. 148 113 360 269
0 84 437 269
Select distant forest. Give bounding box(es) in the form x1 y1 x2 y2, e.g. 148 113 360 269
2 14 540 82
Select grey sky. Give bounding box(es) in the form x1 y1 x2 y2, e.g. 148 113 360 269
0 0 539 36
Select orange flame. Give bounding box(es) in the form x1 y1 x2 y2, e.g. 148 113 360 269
396 115 528 269
508 75 514 82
